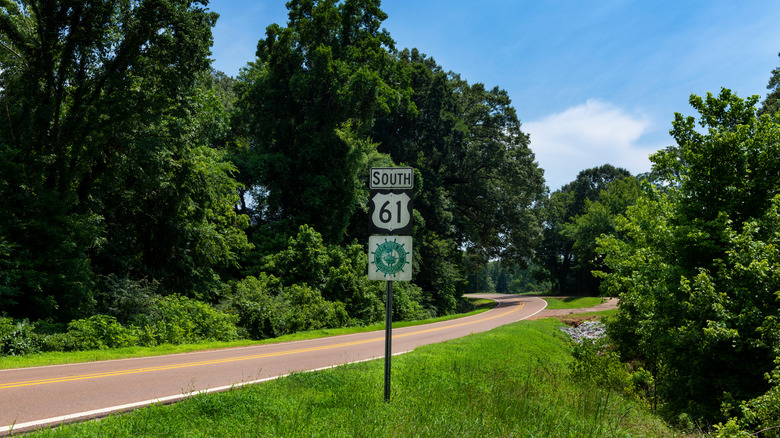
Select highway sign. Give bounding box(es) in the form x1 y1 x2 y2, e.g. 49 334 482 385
368 235 413 281
370 167 413 189
369 190 413 234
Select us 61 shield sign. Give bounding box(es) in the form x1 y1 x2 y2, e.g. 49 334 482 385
369 190 413 235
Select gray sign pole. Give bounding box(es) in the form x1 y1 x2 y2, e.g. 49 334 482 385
384 280 393 401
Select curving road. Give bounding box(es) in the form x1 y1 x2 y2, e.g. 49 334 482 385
0 294 546 435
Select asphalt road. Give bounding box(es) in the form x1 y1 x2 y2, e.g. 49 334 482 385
0 294 546 435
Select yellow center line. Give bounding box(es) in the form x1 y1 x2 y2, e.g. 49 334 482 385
0 298 525 390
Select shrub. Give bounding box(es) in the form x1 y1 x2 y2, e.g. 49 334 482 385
277 284 349 334
135 294 239 345
392 282 433 322
66 314 138 350
716 360 780 437
95 275 159 325
570 337 635 397
39 331 79 352
0 318 41 356
222 275 284 339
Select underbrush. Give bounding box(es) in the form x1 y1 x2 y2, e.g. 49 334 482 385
0 295 238 356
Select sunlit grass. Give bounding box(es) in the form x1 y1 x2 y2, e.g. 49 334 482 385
26 318 680 438
543 296 605 309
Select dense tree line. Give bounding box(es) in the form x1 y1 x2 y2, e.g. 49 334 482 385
597 89 780 429
0 0 544 347
533 164 638 295
0 0 249 323
533 53 780 433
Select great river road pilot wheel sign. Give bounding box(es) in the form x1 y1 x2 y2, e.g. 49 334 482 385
368 235 412 281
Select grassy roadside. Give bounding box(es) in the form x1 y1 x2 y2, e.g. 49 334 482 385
24 317 679 437
0 300 495 370
542 296 606 309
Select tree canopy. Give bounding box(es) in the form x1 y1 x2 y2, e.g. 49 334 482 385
234 5 546 314
234 0 397 244
0 0 250 321
598 89 780 423
534 164 631 295
759 52 780 116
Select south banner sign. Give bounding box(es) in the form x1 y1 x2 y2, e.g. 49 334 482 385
370 167 413 190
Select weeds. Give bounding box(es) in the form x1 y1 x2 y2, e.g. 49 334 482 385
24 319 682 437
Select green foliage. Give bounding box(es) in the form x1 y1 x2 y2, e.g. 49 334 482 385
232 2 546 319
391 282 432 321
759 52 780 117
134 295 240 346
0 318 40 356
466 260 551 295
373 48 546 264
223 275 283 339
715 360 780 437
66 315 138 351
258 225 385 325
0 0 252 321
94 276 159 326
416 232 462 314
236 0 398 243
570 338 635 396
598 89 780 422
277 284 349 334
536 165 633 295
562 176 642 280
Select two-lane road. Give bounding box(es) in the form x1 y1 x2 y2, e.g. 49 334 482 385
1 294 546 435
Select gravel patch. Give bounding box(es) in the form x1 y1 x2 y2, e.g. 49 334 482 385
560 321 606 343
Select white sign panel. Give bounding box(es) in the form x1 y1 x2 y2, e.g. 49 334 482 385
370 167 413 189
370 191 412 234
368 235 413 281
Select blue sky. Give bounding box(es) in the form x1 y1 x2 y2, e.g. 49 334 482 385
207 0 780 190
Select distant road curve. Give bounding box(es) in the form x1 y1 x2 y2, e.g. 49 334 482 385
0 294 546 435
527 297 619 320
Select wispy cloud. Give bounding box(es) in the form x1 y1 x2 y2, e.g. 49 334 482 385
524 100 656 191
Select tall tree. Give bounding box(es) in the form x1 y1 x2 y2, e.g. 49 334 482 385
236 0 398 244
759 52 780 116
369 49 545 311
375 50 545 263
0 0 248 320
535 164 631 294
561 176 642 293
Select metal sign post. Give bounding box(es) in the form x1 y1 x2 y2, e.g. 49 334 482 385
384 280 393 401
368 167 414 402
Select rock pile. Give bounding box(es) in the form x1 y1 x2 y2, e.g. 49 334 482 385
560 321 606 343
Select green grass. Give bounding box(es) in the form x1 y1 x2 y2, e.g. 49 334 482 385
565 308 619 319
543 296 605 310
24 317 680 437
0 302 494 370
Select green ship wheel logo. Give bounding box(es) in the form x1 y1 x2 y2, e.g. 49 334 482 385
371 238 410 278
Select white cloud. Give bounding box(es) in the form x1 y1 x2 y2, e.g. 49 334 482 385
524 99 656 191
